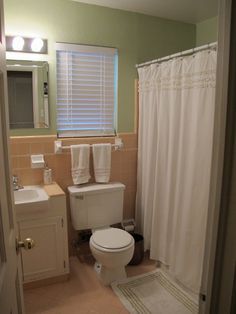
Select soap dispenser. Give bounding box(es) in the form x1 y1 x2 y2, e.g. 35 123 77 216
43 163 52 185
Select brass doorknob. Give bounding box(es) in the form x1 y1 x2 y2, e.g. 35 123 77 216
16 238 35 253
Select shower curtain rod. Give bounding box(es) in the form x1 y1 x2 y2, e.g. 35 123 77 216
136 42 217 69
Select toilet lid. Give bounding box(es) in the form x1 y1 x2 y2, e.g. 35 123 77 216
92 228 133 250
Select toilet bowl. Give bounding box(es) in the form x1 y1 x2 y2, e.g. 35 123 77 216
89 227 134 285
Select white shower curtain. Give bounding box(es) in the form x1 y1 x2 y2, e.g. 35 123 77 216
136 50 217 294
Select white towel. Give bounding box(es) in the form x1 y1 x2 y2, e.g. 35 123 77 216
71 144 90 185
92 143 111 183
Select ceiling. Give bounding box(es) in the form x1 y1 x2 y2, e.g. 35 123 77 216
71 0 218 24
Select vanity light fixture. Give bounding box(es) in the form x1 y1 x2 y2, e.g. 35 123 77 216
6 36 48 54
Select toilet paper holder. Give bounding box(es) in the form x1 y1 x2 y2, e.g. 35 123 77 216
122 219 135 232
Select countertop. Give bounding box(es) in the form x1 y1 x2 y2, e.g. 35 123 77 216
43 182 65 197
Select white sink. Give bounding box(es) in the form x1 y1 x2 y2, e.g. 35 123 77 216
14 186 49 213
14 185 49 204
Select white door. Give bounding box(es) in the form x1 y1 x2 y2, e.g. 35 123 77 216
0 1 28 313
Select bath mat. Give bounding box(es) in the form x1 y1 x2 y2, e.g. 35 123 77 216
111 269 199 314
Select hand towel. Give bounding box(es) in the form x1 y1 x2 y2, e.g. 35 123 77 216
71 144 90 185
92 143 111 183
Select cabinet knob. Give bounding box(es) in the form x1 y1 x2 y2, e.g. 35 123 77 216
16 238 35 253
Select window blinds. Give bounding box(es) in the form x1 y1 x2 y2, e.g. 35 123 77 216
56 43 117 137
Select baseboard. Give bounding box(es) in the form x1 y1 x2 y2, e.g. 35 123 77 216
23 273 70 290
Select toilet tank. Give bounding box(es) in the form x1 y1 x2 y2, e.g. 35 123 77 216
68 183 125 230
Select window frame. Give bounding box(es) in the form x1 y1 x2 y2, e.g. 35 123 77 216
55 42 118 138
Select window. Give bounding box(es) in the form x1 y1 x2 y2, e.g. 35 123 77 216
56 43 118 137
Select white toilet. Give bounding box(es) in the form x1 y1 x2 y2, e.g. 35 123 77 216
68 182 135 285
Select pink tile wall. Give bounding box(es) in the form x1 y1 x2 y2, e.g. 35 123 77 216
10 133 138 255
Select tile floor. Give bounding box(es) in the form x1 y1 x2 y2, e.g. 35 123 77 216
24 255 156 314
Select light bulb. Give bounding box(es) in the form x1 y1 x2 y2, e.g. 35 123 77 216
31 38 44 52
12 36 24 51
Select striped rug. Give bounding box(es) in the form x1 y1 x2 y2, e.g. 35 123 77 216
111 269 199 314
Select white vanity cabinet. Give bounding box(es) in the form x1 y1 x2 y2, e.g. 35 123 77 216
16 184 69 285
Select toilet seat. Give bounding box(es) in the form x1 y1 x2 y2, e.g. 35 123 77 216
90 228 133 252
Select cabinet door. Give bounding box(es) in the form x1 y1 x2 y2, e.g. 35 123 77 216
19 216 65 283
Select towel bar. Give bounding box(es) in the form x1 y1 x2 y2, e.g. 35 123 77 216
54 137 123 154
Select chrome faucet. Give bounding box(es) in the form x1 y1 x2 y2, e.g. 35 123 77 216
12 175 23 191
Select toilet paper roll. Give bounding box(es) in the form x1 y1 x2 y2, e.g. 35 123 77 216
124 225 134 232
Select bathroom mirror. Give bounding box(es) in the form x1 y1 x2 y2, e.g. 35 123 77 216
6 60 49 129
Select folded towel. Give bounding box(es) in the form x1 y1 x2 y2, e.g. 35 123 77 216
92 143 111 183
71 144 90 185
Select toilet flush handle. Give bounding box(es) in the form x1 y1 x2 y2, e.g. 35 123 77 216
75 195 84 200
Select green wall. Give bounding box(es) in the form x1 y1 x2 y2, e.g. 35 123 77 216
196 16 218 46
5 0 196 136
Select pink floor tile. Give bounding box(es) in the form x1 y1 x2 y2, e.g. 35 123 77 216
24 254 156 314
